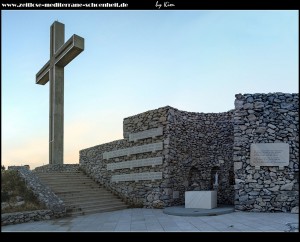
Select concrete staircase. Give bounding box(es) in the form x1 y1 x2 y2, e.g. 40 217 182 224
35 171 128 216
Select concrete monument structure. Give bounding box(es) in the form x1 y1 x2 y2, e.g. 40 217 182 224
79 93 298 213
36 21 84 164
32 25 298 213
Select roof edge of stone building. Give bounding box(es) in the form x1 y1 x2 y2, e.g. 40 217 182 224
123 106 175 120
235 92 299 99
124 105 235 121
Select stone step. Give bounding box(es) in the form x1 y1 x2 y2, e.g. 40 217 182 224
54 193 115 199
66 200 125 210
37 177 94 182
42 183 100 189
51 186 110 191
52 189 113 195
69 205 128 216
68 205 126 214
36 174 91 179
40 179 100 184
63 196 118 204
36 174 84 178
35 171 82 174
38 178 95 183
38 176 93 180
44 186 103 192
40 179 94 182
35 170 128 216
36 173 85 178
42 181 103 189
40 175 94 179
63 199 119 207
59 194 116 203
61 194 116 202
36 173 90 176
46 187 104 192
39 179 97 184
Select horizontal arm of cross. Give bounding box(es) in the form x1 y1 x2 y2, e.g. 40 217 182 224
36 34 84 85
55 34 84 68
36 61 50 85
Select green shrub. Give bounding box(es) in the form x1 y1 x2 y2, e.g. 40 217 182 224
1 190 9 202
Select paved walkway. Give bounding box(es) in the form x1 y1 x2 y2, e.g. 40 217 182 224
2 208 298 232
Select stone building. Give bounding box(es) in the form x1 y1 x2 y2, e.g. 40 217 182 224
79 92 299 212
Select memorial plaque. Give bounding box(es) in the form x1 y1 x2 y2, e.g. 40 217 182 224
111 172 162 182
107 157 163 171
250 143 289 169
129 127 163 142
103 142 163 160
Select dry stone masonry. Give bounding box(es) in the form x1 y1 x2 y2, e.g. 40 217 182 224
167 108 234 205
2 166 66 226
80 107 169 208
8 166 66 213
2 210 56 226
4 92 298 225
234 93 299 212
80 92 298 213
80 106 235 208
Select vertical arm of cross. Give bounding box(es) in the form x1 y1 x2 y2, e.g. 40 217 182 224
51 21 65 57
49 21 65 165
35 21 84 165
36 21 65 85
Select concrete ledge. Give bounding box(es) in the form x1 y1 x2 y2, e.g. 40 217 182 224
163 205 234 217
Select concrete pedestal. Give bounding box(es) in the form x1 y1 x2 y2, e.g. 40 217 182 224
185 191 217 209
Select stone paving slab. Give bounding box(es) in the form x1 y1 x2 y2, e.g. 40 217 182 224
163 205 234 216
1 208 298 232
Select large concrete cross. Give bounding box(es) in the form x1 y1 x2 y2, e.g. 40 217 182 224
36 21 84 164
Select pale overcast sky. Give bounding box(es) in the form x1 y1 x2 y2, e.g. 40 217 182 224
2 10 298 169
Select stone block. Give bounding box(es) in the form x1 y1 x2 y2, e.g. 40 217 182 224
280 182 294 191
268 185 280 192
239 195 248 202
234 162 243 170
185 191 217 209
173 191 179 199
291 206 299 214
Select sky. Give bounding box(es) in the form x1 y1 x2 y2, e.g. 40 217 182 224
1 10 298 169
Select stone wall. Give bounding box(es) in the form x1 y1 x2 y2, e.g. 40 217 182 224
80 106 234 207
80 107 169 208
233 93 299 212
4 166 66 225
2 210 56 226
79 93 298 212
167 107 234 205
